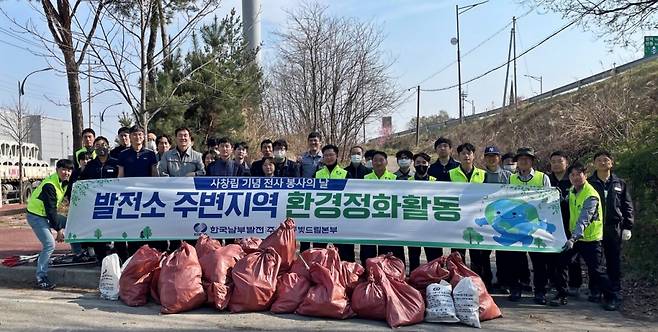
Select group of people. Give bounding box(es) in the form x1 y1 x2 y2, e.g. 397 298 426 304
26 126 633 312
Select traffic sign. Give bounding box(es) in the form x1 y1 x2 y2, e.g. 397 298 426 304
644 36 658 57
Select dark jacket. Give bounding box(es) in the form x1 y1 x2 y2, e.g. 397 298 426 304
588 173 634 232
207 159 250 177
109 145 127 159
250 159 265 177
274 159 301 178
38 182 66 230
428 157 460 181
80 157 120 180
345 163 370 179
549 172 572 237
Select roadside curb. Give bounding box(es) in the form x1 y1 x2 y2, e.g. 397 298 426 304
0 264 99 289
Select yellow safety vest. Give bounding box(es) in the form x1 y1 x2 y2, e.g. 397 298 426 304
364 170 397 180
448 166 485 183
510 170 546 187
27 173 67 217
568 181 603 242
75 147 96 165
315 165 348 179
407 175 437 181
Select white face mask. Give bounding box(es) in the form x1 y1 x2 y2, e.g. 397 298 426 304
503 164 517 172
398 158 411 168
351 155 362 164
365 160 373 168
273 150 286 161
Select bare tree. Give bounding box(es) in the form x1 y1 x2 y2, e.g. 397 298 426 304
262 3 402 156
86 0 221 132
2 1 104 153
0 103 39 204
524 0 658 46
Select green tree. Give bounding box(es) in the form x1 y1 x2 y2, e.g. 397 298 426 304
94 229 102 240
141 226 153 240
534 237 547 249
148 11 262 144
463 227 484 244
122 232 128 240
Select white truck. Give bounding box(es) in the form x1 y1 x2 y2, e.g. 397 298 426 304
0 140 52 204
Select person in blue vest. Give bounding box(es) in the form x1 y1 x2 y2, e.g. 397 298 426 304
26 159 82 290
506 147 553 304
406 152 437 271
550 161 617 311
587 151 634 309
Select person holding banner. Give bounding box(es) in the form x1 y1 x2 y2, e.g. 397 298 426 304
364 151 404 264
551 162 617 311
448 143 486 263
312 144 354 261
507 147 553 305
406 152 437 272
26 159 82 290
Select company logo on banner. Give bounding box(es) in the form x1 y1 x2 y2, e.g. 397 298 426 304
65 177 568 252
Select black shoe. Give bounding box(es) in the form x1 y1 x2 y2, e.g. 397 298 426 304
533 293 547 305
604 299 620 311
549 295 568 306
588 294 601 303
508 290 522 302
568 287 580 297
36 277 56 290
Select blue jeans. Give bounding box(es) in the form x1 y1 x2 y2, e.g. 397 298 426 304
26 213 81 281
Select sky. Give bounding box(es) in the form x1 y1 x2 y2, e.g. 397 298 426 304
0 0 651 145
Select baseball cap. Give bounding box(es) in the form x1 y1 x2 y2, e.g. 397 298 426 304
484 146 501 156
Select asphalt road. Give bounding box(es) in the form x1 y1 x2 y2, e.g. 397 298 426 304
0 287 655 331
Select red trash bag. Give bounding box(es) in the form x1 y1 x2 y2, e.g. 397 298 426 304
447 252 502 321
159 242 206 314
199 244 244 310
366 253 406 280
239 237 262 254
351 265 387 321
150 253 167 304
289 247 341 279
339 261 365 296
296 262 355 319
409 256 450 290
270 272 312 314
195 234 222 259
259 218 296 272
379 264 425 328
119 245 161 306
229 247 281 313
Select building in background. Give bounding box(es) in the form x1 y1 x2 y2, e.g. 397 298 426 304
26 115 73 165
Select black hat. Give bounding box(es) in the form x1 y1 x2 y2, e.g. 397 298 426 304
514 147 536 161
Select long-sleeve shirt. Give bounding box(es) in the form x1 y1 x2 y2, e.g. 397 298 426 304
39 183 64 230
484 167 511 184
158 146 205 177
206 159 250 176
428 157 460 181
571 196 599 241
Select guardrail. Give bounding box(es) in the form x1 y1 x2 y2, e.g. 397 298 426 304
369 54 658 144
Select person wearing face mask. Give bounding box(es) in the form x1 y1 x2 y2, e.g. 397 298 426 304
344 146 370 179
405 152 437 271
271 139 301 178
501 152 517 173
394 149 415 180
363 149 377 170
146 132 158 151
78 136 119 262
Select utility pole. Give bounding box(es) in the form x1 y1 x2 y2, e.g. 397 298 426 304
88 56 92 128
503 19 514 108
455 4 463 124
454 1 488 124
525 74 543 95
415 85 420 146
512 16 518 110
